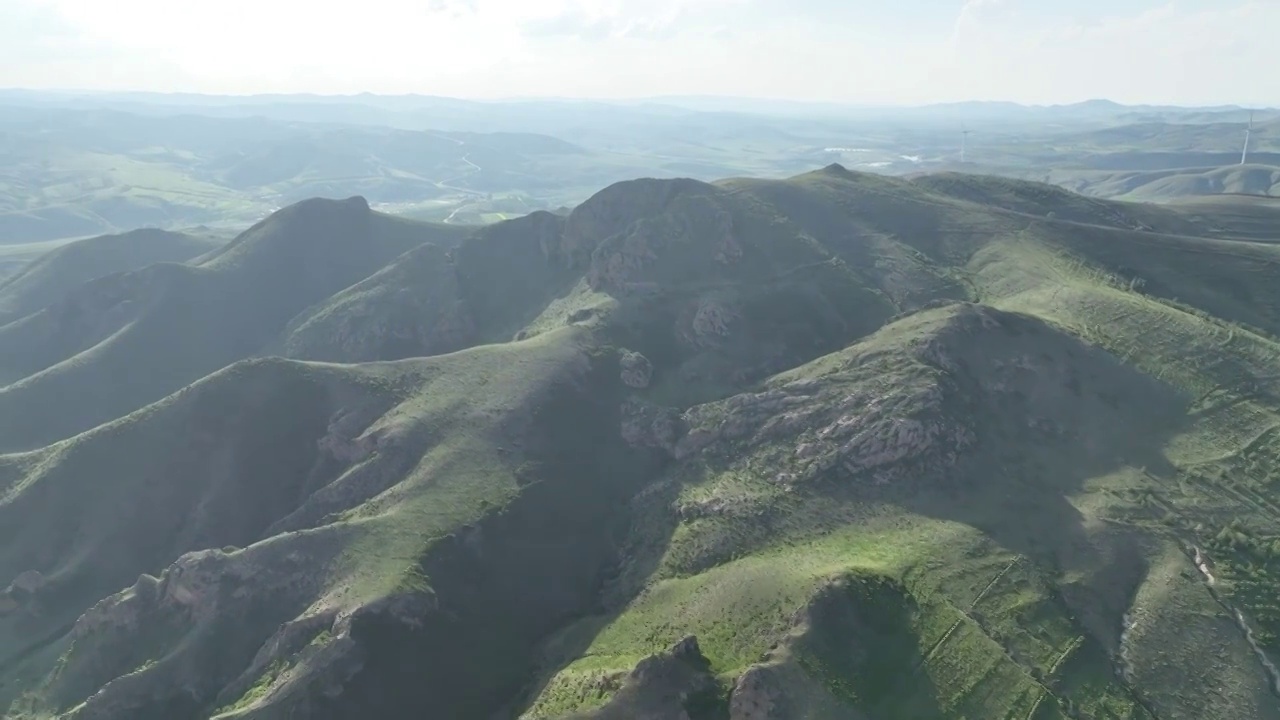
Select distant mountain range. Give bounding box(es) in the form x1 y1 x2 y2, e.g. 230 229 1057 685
0 91 1276 251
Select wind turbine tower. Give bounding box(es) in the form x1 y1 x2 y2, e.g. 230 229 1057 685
961 125 971 164
1241 111 1254 165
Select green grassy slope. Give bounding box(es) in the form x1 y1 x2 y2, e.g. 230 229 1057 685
0 197 465 450
528 302 1280 720
1162 195 1280 242
522 171 1280 719
0 229 222 324
0 143 266 243
884 115 1279 205
5 168 1280 719
278 210 571 362
0 328 664 720
1051 119 1279 155
1041 164 1280 204
284 167 970 394
0 239 79 285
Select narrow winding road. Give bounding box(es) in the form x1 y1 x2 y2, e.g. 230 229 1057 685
435 144 485 224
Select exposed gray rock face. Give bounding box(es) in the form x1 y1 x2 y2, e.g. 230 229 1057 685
672 313 1008 486
579 183 742 293
621 400 686 456
46 531 349 720
728 666 780 720
673 302 1180 499
619 351 653 389
563 178 719 271
676 295 739 349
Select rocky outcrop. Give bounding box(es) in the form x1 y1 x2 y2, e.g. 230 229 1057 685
579 183 743 293
619 351 653 389
671 304 1165 491
673 331 979 486
678 295 739 349
45 530 349 720
728 666 780 720
621 400 686 455
586 219 663 291
562 178 719 269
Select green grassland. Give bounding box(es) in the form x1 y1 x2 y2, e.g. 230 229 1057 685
522 171 1280 719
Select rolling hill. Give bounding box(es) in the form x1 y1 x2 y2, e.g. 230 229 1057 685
0 106 634 244
3 166 1280 719
1050 164 1280 203
11 94 1277 247
0 229 222 325
0 197 468 449
1051 117 1279 155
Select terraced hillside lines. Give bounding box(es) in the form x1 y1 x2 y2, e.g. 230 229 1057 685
970 557 1021 611
967 222 1280 698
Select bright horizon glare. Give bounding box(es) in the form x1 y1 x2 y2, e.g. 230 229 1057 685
2 0 1276 107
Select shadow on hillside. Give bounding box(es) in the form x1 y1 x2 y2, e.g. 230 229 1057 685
295 357 676 720
501 469 688 717
796 574 951 720
892 434 1178 582
883 320 1190 588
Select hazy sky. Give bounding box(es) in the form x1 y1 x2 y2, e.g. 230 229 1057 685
2 0 1274 106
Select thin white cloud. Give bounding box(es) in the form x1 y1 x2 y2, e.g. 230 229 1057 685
940 0 1278 106
2 0 1276 106
517 0 747 39
952 0 1007 36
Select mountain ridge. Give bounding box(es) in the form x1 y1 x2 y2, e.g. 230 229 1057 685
0 197 467 451
0 229 221 326
3 167 1280 719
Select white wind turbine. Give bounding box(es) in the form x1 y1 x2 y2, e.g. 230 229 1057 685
1241 111 1254 166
